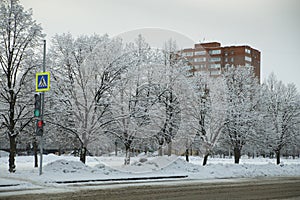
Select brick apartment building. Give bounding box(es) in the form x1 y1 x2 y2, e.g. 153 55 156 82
180 42 261 81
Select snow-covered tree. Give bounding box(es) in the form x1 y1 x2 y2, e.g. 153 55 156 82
105 35 193 163
188 73 227 165
222 66 260 164
48 33 125 163
107 35 163 164
261 73 300 164
154 39 191 156
0 0 44 172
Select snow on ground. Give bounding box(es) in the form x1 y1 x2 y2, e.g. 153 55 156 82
0 152 300 195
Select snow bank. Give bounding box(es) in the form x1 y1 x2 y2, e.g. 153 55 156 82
161 157 201 174
44 159 92 173
120 155 179 172
1 154 300 193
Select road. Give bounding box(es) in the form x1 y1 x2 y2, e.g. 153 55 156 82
1 177 300 200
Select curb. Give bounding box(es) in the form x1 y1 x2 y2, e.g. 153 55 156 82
54 175 188 184
0 184 20 187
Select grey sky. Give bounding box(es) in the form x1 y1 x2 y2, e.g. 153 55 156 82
20 0 300 89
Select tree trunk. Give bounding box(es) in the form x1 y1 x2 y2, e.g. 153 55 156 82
203 153 209 166
167 141 172 156
124 145 130 165
80 147 87 164
185 149 189 162
115 141 118 156
158 144 163 156
158 137 164 156
9 135 16 173
233 147 241 164
275 150 281 165
33 138 38 168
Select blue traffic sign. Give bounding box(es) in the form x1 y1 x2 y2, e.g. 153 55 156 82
36 72 50 92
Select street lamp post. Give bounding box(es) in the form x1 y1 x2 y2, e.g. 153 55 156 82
39 40 46 175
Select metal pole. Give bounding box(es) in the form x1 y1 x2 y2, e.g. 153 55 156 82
39 40 46 175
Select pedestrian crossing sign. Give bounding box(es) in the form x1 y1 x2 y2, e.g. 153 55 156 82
36 72 50 92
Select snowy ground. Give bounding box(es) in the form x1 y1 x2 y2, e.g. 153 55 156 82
1 152 300 196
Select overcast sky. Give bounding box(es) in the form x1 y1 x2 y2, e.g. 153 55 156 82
20 0 300 90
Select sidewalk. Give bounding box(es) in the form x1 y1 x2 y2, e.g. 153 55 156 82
0 175 188 196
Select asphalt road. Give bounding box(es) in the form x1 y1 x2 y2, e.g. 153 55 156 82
1 177 300 200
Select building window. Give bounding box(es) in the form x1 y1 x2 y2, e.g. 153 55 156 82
230 57 234 62
209 49 221 55
195 70 209 76
194 57 206 62
209 64 221 69
182 52 193 57
200 64 206 69
194 51 206 55
245 48 251 54
194 64 206 69
209 57 221 62
225 58 228 62
245 56 252 62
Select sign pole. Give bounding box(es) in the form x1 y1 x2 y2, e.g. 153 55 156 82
39 40 46 176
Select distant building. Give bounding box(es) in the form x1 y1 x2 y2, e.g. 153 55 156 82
180 42 261 81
